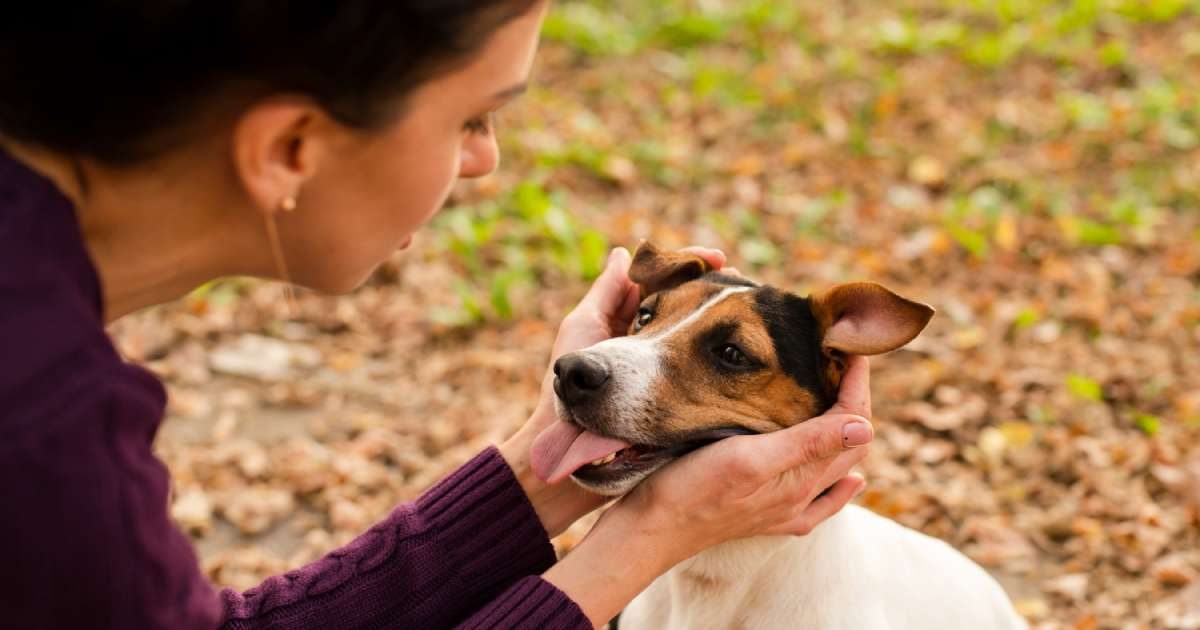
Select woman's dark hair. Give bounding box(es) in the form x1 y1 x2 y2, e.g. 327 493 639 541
0 1 538 164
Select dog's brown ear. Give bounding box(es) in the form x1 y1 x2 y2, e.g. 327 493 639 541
810 282 934 356
629 241 713 297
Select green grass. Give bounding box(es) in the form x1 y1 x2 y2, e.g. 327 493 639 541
1067 373 1105 402
431 179 608 326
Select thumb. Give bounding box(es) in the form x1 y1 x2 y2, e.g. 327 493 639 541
827 355 871 420
753 413 873 476
577 247 635 315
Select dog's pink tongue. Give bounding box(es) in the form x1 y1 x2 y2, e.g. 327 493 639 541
531 420 631 483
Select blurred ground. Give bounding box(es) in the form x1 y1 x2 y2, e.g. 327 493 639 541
111 2 1200 628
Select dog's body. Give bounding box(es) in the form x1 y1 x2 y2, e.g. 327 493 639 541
531 243 1026 629
621 505 1024 630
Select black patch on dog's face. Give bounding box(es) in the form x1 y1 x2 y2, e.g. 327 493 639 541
752 287 834 412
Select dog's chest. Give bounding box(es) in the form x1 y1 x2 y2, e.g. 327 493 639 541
622 519 871 630
620 505 1026 630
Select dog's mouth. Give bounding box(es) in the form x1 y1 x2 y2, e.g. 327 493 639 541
531 414 757 491
572 428 753 484
571 443 672 483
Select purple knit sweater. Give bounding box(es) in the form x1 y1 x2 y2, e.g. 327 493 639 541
0 150 589 629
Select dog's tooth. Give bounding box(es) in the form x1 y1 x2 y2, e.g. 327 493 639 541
591 453 617 466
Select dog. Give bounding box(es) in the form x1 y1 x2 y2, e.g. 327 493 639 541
531 243 1026 630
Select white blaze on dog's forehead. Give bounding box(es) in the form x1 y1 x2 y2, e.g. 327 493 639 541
589 285 754 356
581 286 756 447
648 285 755 344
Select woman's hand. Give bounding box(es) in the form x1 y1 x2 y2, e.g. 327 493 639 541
624 354 872 549
500 245 727 536
543 356 874 627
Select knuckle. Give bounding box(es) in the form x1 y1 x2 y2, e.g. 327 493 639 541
786 484 811 507
729 453 763 480
800 430 837 462
744 441 775 477
726 439 768 480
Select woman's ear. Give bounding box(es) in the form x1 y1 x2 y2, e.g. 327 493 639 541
809 282 934 356
628 241 714 297
231 98 325 213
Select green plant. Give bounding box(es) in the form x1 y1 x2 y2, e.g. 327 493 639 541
432 179 609 326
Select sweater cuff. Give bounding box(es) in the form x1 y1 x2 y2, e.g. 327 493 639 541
455 576 590 630
415 447 558 596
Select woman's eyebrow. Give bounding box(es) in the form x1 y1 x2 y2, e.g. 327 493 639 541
492 82 528 101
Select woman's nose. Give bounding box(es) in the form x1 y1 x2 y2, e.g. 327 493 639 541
459 132 499 179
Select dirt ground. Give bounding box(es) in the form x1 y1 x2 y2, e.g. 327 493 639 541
112 3 1200 628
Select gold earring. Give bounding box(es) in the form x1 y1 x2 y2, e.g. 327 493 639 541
279 195 297 212
264 210 296 314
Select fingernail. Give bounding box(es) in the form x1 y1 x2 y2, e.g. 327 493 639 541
607 247 631 268
842 421 873 448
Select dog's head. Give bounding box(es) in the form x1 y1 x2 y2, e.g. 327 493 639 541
531 242 934 495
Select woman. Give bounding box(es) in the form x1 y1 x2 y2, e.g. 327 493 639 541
0 1 874 628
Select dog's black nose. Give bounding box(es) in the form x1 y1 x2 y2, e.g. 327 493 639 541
553 353 610 406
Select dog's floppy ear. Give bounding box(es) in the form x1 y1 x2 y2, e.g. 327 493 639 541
810 282 934 356
629 241 713 297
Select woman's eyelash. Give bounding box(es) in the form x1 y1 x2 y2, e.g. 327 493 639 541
464 112 494 135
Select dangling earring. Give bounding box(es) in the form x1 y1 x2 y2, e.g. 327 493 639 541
264 194 297 313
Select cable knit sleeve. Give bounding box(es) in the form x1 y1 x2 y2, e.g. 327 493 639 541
220 447 581 629
455 576 590 629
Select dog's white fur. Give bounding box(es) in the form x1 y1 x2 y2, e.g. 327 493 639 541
620 505 1027 629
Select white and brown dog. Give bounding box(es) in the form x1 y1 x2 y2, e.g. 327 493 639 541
532 243 1026 630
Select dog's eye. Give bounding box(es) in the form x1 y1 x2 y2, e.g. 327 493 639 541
634 308 654 331
719 344 750 367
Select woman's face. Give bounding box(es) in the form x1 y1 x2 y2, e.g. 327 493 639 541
278 2 548 293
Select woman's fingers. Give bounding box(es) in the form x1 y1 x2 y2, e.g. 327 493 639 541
571 245 725 338
768 473 866 536
678 246 726 271
612 282 641 332
829 355 871 420
749 413 874 480
575 247 634 316
806 442 870 502
580 245 722 317
770 435 867 515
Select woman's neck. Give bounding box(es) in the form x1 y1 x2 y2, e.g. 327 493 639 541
3 141 270 322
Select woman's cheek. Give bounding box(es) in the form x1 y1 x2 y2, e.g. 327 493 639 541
399 157 460 235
